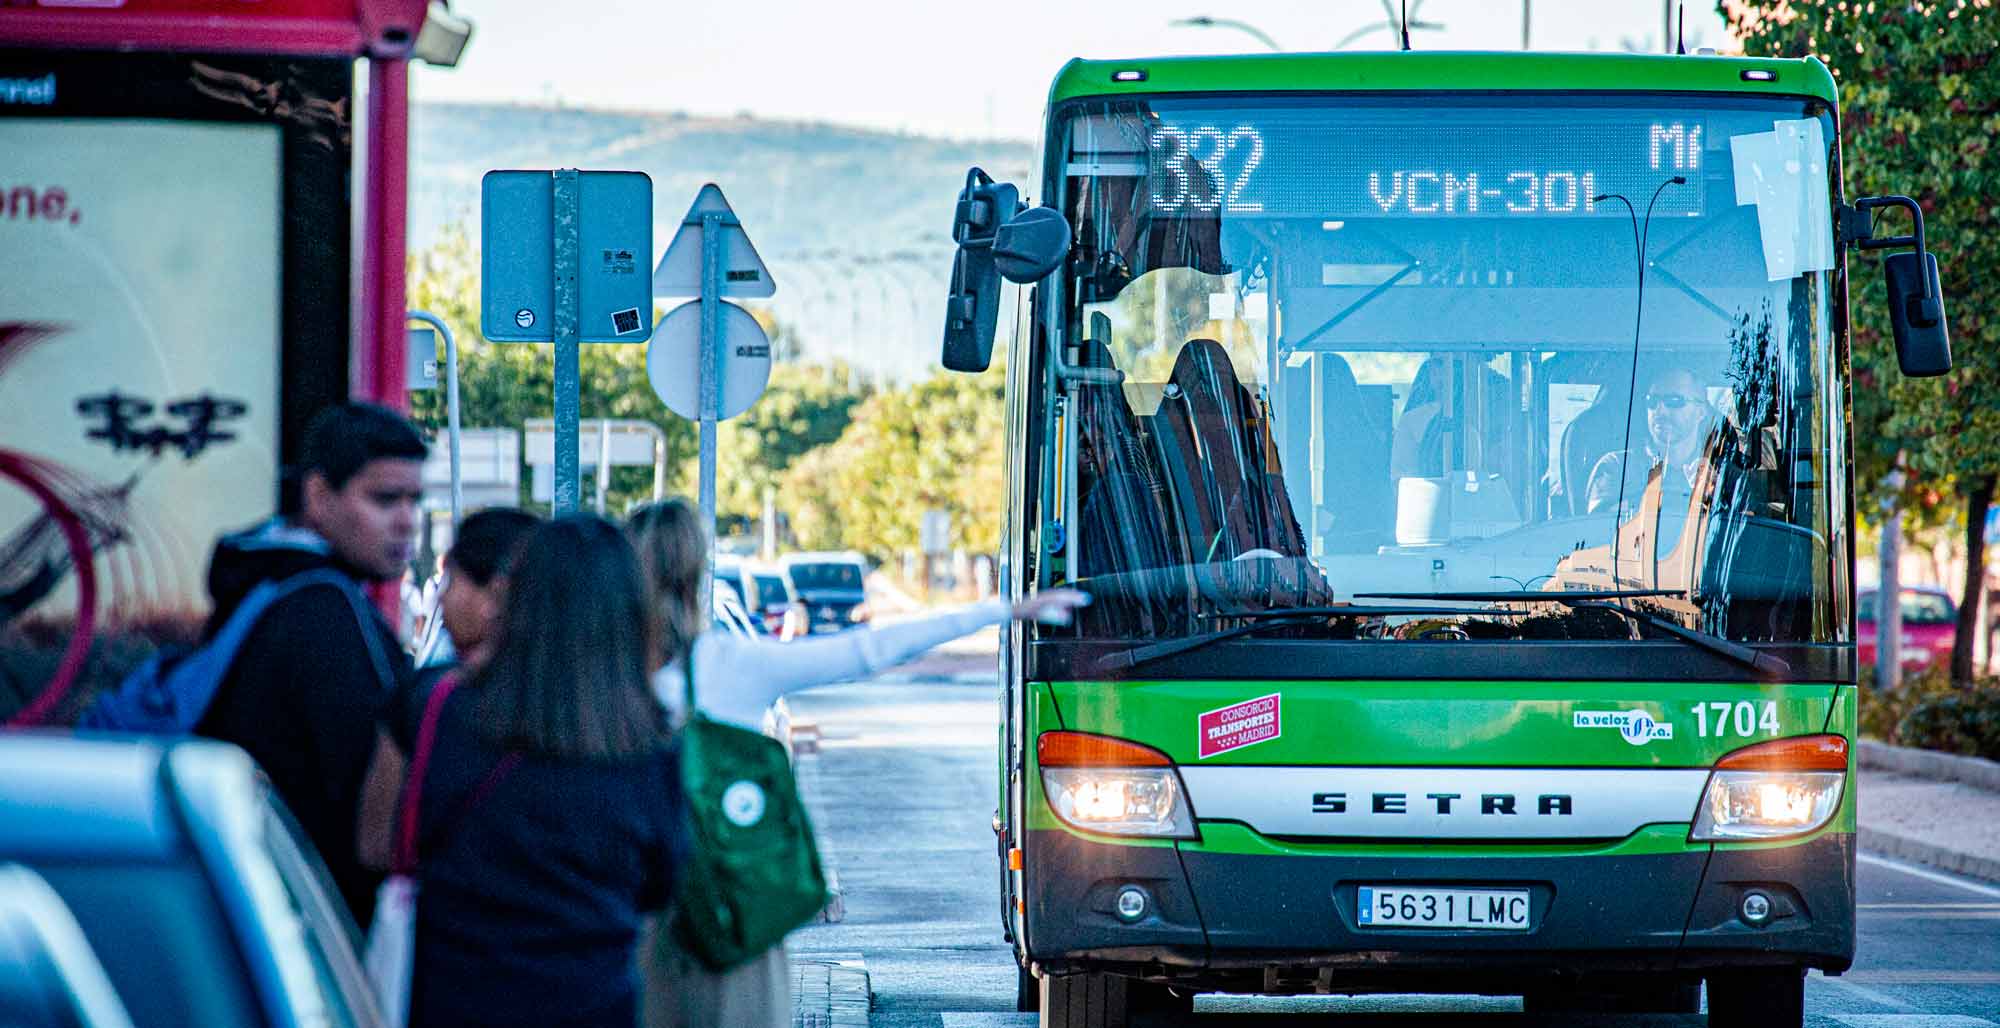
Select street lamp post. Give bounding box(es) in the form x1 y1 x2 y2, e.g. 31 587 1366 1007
1169 15 1284 51
1334 0 1445 50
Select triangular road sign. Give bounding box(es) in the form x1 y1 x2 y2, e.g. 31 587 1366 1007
651 183 777 299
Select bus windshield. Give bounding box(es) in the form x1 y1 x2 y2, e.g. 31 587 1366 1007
1045 94 1845 645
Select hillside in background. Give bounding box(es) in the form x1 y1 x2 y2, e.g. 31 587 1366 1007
411 102 1035 380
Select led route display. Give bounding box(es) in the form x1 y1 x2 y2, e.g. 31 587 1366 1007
1139 108 1709 219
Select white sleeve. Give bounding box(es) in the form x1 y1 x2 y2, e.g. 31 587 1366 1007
654 599 1011 728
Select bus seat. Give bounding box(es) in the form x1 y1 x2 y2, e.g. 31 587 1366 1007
1390 358 1451 481
1558 389 1633 516
1154 339 1309 560
1071 339 1183 577
1313 354 1393 554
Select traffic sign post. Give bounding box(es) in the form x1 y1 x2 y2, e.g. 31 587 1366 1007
406 311 462 527
553 169 581 515
651 183 776 552
481 169 653 516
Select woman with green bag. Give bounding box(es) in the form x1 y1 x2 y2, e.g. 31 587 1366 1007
626 499 1086 1028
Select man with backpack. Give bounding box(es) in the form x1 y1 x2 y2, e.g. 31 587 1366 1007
194 403 427 924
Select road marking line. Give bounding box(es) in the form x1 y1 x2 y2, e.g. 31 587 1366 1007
1859 903 2000 910
1858 911 2000 920
1814 972 1927 1012
939 1016 1034 1027
1829 1017 1998 1027
1839 971 2000 984
1860 853 2000 899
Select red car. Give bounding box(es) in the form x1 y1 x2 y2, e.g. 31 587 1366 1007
1858 586 1958 671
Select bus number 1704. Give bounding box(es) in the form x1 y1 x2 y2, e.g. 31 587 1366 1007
1691 700 1781 738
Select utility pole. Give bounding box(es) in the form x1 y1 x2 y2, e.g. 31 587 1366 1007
1522 0 1531 50
1878 462 1906 690
1168 15 1284 51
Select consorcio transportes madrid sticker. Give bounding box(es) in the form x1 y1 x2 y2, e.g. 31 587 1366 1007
1198 693 1282 759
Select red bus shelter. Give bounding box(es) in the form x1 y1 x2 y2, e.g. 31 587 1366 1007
1 0 467 720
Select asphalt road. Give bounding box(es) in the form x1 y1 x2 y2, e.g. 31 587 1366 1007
784 676 2000 1028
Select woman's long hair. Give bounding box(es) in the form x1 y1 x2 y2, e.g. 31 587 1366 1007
625 499 706 671
474 515 667 759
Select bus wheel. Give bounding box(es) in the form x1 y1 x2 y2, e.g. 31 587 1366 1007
1129 979 1194 1014
1040 972 1132 1028
1017 965 1040 1012
1706 968 1805 1028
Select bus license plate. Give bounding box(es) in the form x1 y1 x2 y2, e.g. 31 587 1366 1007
1356 886 1531 931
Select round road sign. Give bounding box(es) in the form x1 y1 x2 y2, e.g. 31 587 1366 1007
646 299 772 421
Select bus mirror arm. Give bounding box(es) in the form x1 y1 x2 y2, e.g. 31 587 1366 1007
1847 195 1952 378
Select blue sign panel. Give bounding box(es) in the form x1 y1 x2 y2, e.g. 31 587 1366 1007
480 169 654 343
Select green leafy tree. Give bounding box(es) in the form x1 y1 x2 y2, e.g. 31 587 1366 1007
710 362 867 535
1726 0 2000 683
780 366 1007 562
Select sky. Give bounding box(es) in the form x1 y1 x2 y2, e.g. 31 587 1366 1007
411 0 1739 141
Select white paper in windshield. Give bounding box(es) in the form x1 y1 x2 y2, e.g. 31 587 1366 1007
1730 118 1835 281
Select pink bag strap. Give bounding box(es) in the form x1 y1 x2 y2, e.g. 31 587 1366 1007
392 674 460 875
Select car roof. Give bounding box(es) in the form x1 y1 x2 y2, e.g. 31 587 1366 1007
1859 585 1953 598
779 551 865 566
0 735 249 863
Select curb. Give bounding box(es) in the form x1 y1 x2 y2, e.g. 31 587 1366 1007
783 728 845 925
1857 739 2000 792
790 953 871 1028
1859 825 2000 884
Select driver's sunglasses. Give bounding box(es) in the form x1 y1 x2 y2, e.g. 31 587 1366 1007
1644 393 1696 411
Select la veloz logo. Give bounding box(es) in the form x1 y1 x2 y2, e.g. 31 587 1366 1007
1572 709 1674 746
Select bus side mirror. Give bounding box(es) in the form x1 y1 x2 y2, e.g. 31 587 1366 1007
993 206 1072 284
1851 195 1952 378
940 168 1072 373
943 246 1002 373
1883 251 1951 377
941 168 1014 373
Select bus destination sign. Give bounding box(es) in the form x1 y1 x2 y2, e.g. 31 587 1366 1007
1141 110 1709 220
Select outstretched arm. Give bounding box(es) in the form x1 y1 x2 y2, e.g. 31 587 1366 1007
663 591 1088 726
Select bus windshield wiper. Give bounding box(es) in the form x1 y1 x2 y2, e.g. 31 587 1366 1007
1352 590 1791 676
1089 604 1480 675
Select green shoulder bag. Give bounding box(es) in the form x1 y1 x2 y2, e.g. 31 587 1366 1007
670 645 829 971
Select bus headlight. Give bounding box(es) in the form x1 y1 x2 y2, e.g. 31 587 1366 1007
1689 734 1848 842
1691 771 1845 840
1042 767 1195 838
1038 731 1197 839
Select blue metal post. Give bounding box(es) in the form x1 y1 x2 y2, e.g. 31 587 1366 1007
552 169 582 516
406 309 462 527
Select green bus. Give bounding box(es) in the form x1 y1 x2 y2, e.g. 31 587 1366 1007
938 51 1952 1028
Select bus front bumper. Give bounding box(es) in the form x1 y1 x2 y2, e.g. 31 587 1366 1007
1023 827 1854 990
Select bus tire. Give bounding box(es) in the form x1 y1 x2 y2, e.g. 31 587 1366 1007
1129 979 1194 1014
1017 965 1040 1012
1039 972 1131 1028
1705 968 1805 1028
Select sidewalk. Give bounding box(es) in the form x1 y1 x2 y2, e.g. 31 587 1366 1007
1857 741 2000 882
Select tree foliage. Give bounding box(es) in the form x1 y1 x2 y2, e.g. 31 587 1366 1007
1725 0 2000 682
780 366 1007 562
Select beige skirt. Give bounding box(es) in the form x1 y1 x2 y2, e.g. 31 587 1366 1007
636 916 788 1028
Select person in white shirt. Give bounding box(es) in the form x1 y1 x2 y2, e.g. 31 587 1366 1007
624 498 1086 1028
